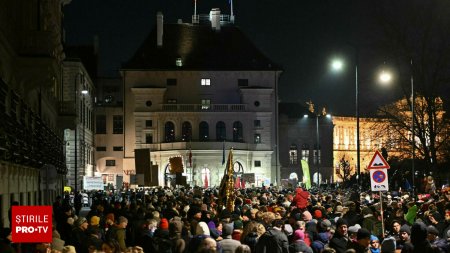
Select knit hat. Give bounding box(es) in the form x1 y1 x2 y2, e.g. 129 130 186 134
169 220 183 234
90 216 100 226
335 218 348 228
302 211 312 221
348 224 361 234
75 217 88 227
427 225 439 235
222 223 234 237
52 237 65 251
293 229 305 241
160 218 169 230
234 220 243 229
357 228 371 240
314 209 323 219
381 237 396 253
370 235 379 242
400 224 411 235
318 219 332 232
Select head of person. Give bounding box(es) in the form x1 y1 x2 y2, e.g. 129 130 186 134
336 218 348 236
426 225 439 242
357 228 372 248
102 240 121 253
118 216 128 229
391 220 401 234
399 224 411 241
76 217 89 230
370 235 380 249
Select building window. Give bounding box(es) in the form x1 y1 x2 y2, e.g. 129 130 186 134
201 99 211 110
201 78 211 86
165 121 175 142
96 115 106 134
201 168 211 188
106 160 116 166
254 134 261 144
113 115 123 134
96 146 106 151
301 144 309 162
145 120 153 128
233 121 243 142
254 120 261 127
146 101 152 107
176 58 183 67
289 144 298 165
238 79 249 87
199 121 209 141
167 99 177 104
254 161 261 167
182 121 192 141
145 133 153 144
216 121 226 141
167 78 177 86
314 144 321 165
113 146 123 151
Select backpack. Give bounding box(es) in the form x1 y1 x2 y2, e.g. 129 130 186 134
255 230 283 253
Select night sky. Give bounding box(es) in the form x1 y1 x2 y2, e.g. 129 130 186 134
63 1 448 116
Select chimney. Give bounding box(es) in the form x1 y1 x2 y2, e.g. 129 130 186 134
156 12 163 47
210 8 221 31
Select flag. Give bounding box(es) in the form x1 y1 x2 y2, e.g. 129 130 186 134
222 141 225 165
301 160 311 190
189 148 192 167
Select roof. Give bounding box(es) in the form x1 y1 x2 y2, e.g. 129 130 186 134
122 23 281 71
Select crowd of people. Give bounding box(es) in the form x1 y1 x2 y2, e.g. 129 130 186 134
1 182 450 253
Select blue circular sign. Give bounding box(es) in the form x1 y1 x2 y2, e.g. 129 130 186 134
372 170 386 183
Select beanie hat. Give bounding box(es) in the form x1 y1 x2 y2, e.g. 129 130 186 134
169 220 183 234
427 225 439 235
348 224 361 234
370 235 379 242
90 216 100 226
293 229 305 241
234 220 243 229
314 209 323 219
302 211 312 221
75 217 88 227
159 218 169 230
336 218 348 228
222 223 234 237
400 224 411 235
381 237 396 253
106 213 115 222
357 228 371 240
62 246 76 253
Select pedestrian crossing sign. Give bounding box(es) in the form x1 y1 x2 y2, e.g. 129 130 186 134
367 150 390 169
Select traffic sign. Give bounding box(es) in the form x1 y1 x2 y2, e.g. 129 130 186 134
367 150 390 169
370 169 389 191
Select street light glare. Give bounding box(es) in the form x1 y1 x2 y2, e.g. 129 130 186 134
379 71 392 84
331 59 343 71
81 90 88 95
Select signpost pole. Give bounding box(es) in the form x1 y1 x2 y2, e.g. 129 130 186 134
380 191 385 238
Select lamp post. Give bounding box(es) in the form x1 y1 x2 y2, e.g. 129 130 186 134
304 111 331 190
331 57 360 188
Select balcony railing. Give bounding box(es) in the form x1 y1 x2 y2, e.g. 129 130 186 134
160 104 246 112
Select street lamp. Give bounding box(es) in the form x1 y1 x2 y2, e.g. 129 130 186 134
331 58 361 188
74 74 88 193
304 112 331 190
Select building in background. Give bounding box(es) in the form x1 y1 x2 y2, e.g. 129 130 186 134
0 0 68 226
120 10 282 187
94 78 124 189
278 103 334 187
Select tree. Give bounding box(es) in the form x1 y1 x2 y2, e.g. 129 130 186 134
335 154 354 187
371 0 450 174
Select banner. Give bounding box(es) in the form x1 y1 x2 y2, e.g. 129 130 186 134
301 160 311 190
83 176 104 190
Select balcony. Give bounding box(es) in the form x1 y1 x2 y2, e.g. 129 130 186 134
138 140 257 151
160 104 246 112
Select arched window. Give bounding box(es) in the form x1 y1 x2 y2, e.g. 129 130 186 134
232 121 243 142
289 144 298 165
216 121 226 141
182 121 192 141
201 168 211 188
199 121 209 141
164 121 175 142
301 144 310 162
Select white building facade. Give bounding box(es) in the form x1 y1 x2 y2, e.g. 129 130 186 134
120 11 282 187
